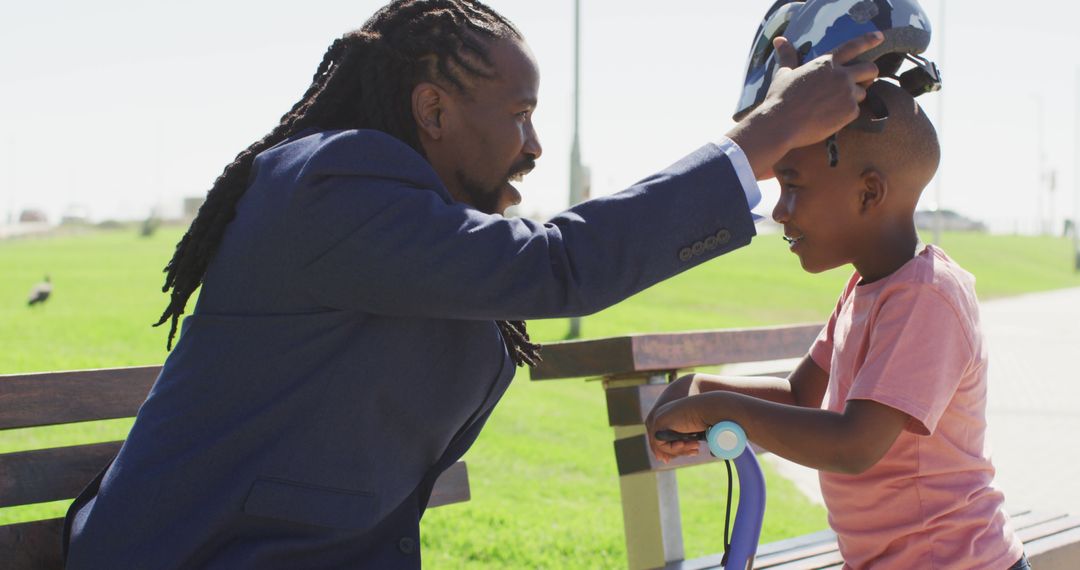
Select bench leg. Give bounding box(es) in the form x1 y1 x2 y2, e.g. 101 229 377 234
615 423 684 570
607 374 685 569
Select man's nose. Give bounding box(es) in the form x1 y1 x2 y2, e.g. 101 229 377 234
524 123 542 160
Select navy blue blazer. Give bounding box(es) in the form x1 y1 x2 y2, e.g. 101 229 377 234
65 129 756 568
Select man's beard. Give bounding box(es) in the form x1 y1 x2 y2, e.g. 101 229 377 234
455 158 536 215
455 171 502 215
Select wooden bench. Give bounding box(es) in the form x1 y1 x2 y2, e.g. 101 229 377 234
531 323 1080 569
0 365 471 570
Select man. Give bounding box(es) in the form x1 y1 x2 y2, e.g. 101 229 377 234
65 1 881 567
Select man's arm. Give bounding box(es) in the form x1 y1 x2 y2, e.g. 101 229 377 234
298 137 756 321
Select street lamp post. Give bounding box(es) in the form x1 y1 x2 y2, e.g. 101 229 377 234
567 0 586 338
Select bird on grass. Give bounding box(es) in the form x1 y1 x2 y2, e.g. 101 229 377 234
27 276 52 307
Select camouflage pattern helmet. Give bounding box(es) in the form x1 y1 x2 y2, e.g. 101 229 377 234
733 0 941 121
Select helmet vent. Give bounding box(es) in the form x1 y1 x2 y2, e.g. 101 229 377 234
849 0 880 24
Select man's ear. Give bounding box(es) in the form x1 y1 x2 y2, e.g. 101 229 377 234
412 82 447 141
859 169 888 214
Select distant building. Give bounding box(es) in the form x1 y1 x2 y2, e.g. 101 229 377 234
60 205 91 226
914 209 987 233
18 209 47 223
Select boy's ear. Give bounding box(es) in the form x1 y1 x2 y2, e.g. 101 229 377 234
858 169 888 214
412 82 447 141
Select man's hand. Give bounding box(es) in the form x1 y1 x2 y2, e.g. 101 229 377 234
727 31 883 179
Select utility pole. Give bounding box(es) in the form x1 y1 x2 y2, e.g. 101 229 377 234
1074 68 1080 270
1036 97 1044 235
4 137 13 226
567 0 587 339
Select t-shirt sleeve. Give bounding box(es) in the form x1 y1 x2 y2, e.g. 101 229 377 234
847 283 975 436
809 274 859 373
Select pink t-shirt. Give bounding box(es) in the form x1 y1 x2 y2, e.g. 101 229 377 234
809 245 1023 569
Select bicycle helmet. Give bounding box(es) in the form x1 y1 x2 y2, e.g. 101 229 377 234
733 0 941 122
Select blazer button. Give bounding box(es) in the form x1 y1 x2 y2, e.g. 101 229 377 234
704 236 718 250
398 537 416 554
691 241 705 256
716 229 732 244
678 247 693 261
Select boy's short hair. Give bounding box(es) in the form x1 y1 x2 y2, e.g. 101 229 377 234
839 81 940 195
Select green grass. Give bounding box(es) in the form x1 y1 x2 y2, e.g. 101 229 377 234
2 227 1078 567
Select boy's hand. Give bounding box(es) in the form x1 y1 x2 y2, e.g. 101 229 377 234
644 374 697 429
646 399 710 464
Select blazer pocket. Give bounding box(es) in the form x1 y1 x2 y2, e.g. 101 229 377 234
243 477 381 531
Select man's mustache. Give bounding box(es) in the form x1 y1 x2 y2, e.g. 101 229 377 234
509 159 536 179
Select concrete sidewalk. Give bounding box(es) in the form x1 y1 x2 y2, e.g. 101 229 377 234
767 286 1080 515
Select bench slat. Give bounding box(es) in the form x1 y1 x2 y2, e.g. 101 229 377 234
763 548 844 569
531 324 821 381
754 528 836 560
428 461 470 508
1027 525 1080 569
664 528 836 569
744 511 1080 570
0 518 63 570
0 447 469 511
0 442 121 508
1015 514 1080 543
1 451 468 509
0 460 470 569
614 434 716 476
755 538 841 568
1009 509 1065 532
0 366 160 430
606 384 666 427
613 434 768 476
613 436 773 477
606 376 795 428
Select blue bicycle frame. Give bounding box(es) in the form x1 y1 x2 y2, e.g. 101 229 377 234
656 421 766 569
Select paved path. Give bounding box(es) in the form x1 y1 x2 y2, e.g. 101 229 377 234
767 286 1080 516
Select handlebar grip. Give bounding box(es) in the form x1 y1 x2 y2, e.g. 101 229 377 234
655 429 706 442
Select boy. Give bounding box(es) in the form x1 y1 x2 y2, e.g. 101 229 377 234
646 81 1026 569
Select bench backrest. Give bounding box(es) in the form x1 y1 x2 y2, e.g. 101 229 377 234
0 365 470 570
0 366 162 569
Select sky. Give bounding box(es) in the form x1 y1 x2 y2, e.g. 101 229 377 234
2 0 1079 235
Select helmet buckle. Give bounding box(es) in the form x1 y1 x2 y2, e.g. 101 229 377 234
896 54 942 97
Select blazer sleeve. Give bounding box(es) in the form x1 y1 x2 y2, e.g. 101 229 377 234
292 141 757 321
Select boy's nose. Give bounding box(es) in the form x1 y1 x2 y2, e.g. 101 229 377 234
772 196 791 224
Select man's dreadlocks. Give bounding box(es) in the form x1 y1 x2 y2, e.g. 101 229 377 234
154 0 542 367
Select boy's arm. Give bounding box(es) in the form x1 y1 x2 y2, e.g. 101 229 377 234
648 360 911 472
648 376 908 473
646 355 831 458
649 355 829 420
